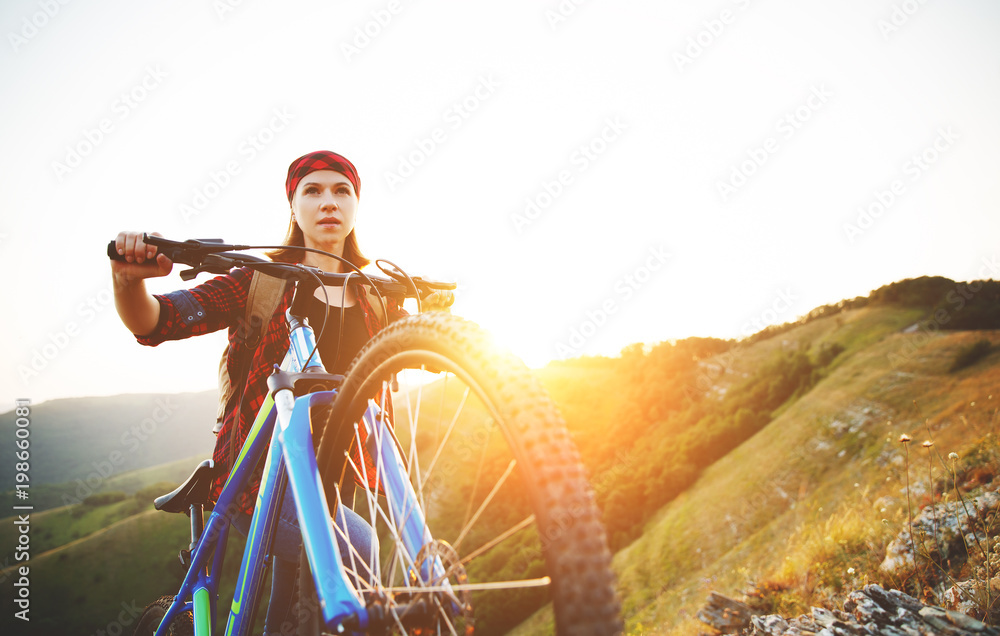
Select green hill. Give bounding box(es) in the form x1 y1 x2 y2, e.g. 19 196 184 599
511 277 1000 634
608 327 999 634
0 458 206 556
0 486 259 636
3 275 998 635
0 391 217 511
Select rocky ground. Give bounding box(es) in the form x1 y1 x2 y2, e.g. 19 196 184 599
697 485 1000 635
699 585 997 635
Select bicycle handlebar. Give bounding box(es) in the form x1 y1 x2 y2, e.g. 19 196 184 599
106 234 456 301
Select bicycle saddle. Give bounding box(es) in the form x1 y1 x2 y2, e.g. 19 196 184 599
154 459 219 514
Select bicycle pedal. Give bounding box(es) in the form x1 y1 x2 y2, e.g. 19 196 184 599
179 549 191 567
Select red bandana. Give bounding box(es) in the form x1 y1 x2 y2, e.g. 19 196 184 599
285 150 360 201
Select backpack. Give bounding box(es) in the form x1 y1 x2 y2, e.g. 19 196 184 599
213 270 387 434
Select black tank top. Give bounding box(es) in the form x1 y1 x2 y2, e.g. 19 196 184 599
305 296 369 374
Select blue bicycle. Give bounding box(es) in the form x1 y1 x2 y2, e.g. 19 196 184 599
113 236 622 635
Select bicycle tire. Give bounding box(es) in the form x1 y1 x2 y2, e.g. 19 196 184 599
132 595 194 636
308 312 622 635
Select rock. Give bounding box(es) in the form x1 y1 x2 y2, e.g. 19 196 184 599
941 581 980 618
748 614 789 634
879 490 1000 573
729 585 999 636
696 591 753 633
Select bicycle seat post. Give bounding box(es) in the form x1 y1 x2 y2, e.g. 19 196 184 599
188 503 204 561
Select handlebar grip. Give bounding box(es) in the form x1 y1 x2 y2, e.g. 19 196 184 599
106 239 176 264
108 241 177 265
107 240 126 261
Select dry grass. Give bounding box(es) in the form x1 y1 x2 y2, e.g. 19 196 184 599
507 306 1000 635
608 313 1000 635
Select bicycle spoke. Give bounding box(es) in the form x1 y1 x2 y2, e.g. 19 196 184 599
420 385 471 487
369 393 429 586
453 459 517 551
388 607 408 635
350 421 383 583
384 576 551 594
404 372 460 615
459 514 535 566
343 388 540 630
372 502 420 584
343 444 419 586
360 388 420 586
401 369 423 485
331 484 378 594
429 596 460 636
460 417 494 538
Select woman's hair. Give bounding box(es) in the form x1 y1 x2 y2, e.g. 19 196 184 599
265 216 370 269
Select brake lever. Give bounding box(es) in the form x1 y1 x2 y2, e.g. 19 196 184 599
179 254 248 280
179 266 212 281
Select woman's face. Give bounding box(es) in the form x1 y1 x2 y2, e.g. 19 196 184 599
290 169 358 252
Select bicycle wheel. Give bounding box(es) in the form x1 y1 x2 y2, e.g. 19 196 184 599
132 596 194 636
310 312 622 635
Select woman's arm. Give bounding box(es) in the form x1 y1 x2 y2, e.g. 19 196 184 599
111 231 173 336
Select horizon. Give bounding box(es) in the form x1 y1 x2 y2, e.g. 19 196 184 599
9 268 995 409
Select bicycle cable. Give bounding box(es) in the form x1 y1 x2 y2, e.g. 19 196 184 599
376 259 423 315
231 243 393 340
206 243 411 375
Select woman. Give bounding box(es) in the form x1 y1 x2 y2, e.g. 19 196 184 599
111 150 406 634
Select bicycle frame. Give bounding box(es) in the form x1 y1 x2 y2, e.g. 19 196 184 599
152 305 442 635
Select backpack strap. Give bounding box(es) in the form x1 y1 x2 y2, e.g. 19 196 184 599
215 270 289 428
243 270 288 349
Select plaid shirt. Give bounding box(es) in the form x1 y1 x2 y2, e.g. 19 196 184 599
136 266 405 515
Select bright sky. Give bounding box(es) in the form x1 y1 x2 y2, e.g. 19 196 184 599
3 0 999 407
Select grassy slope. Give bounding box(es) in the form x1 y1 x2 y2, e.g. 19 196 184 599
0 509 191 636
0 391 216 491
0 455 207 554
615 316 1000 633
512 305 999 634
0 497 257 636
99 454 212 494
